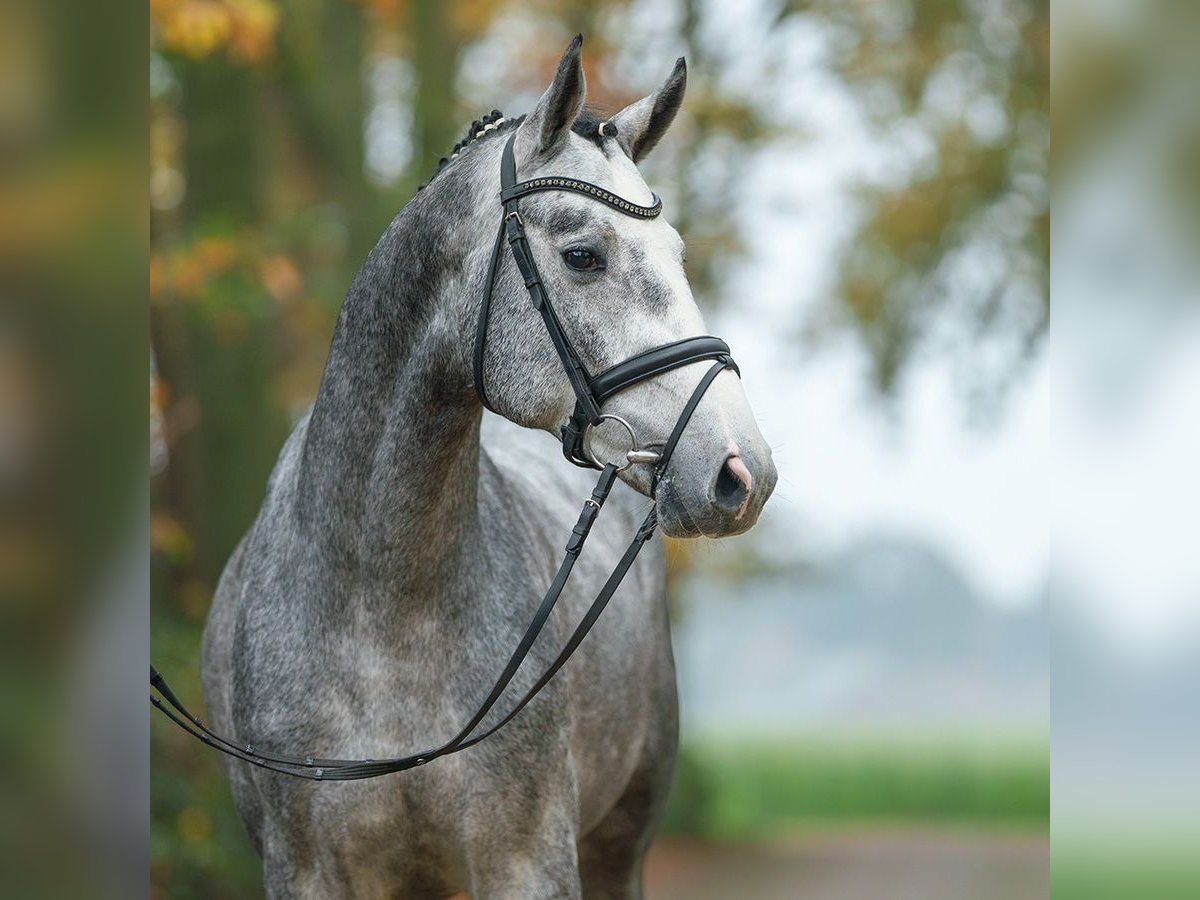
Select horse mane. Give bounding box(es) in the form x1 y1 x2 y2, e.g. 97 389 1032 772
421 107 613 188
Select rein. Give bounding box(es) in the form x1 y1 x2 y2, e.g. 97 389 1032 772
151 130 739 781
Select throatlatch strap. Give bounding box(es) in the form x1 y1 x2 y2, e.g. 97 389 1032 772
473 219 508 413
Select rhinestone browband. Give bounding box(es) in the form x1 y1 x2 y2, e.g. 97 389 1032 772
502 177 663 219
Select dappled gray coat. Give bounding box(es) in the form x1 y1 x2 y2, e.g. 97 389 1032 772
201 36 775 899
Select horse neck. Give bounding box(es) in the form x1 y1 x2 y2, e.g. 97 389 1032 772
296 163 492 588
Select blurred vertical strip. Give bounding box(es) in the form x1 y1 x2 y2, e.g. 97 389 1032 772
1053 0 1200 896
0 0 148 896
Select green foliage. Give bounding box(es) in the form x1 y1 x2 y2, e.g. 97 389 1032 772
150 614 264 898
791 0 1049 410
149 3 1050 893
662 736 1048 840
1053 845 1200 900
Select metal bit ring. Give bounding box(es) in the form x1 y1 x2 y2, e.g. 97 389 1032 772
585 414 658 472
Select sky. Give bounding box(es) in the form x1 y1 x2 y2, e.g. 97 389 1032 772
693 0 1050 609
699 0 1197 653
467 0 1193 642
712 224 1050 610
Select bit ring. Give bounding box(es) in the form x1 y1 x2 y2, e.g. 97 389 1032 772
584 414 648 472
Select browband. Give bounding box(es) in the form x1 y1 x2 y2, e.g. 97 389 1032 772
501 177 662 219
476 132 739 470
152 121 746 786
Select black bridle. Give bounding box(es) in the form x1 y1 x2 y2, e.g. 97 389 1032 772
151 129 739 781
476 133 737 473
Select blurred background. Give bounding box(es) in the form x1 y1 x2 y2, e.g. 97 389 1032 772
147 0 1050 897
1052 2 1200 898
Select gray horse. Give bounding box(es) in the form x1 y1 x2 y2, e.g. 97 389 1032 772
201 36 775 899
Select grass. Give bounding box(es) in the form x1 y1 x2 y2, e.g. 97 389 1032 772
150 728 1049 896
1053 843 1200 900
661 734 1049 840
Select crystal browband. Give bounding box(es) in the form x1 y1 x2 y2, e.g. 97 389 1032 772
501 177 663 219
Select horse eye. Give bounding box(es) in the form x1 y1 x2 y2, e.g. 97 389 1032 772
562 248 602 271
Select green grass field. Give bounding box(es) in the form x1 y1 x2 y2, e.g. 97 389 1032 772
151 730 1049 898
661 735 1049 840
1053 845 1200 900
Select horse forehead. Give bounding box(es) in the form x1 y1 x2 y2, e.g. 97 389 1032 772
601 145 657 207
552 133 656 207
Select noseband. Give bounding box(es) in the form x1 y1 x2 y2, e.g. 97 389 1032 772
151 130 740 781
475 134 738 481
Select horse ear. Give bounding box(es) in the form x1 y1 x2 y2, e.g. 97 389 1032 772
609 57 687 164
515 34 587 164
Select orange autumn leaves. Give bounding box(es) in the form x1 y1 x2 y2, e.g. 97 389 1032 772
151 0 503 61
151 0 281 63
151 235 305 309
151 236 241 302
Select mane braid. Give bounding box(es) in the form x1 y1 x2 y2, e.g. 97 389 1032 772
418 110 522 190
419 107 617 190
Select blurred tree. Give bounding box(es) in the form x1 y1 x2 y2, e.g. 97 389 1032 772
783 0 1049 411
149 3 1052 891
411 0 461 178
276 0 377 256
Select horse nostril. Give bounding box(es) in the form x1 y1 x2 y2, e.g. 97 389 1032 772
713 455 753 517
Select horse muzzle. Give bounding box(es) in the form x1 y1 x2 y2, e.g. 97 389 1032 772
655 443 777 538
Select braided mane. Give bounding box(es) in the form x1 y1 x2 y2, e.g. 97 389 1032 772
421 108 616 188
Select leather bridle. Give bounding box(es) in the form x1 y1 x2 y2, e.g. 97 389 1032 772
151 129 739 781
476 133 738 475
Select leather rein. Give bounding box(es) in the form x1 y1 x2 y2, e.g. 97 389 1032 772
151 130 739 781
